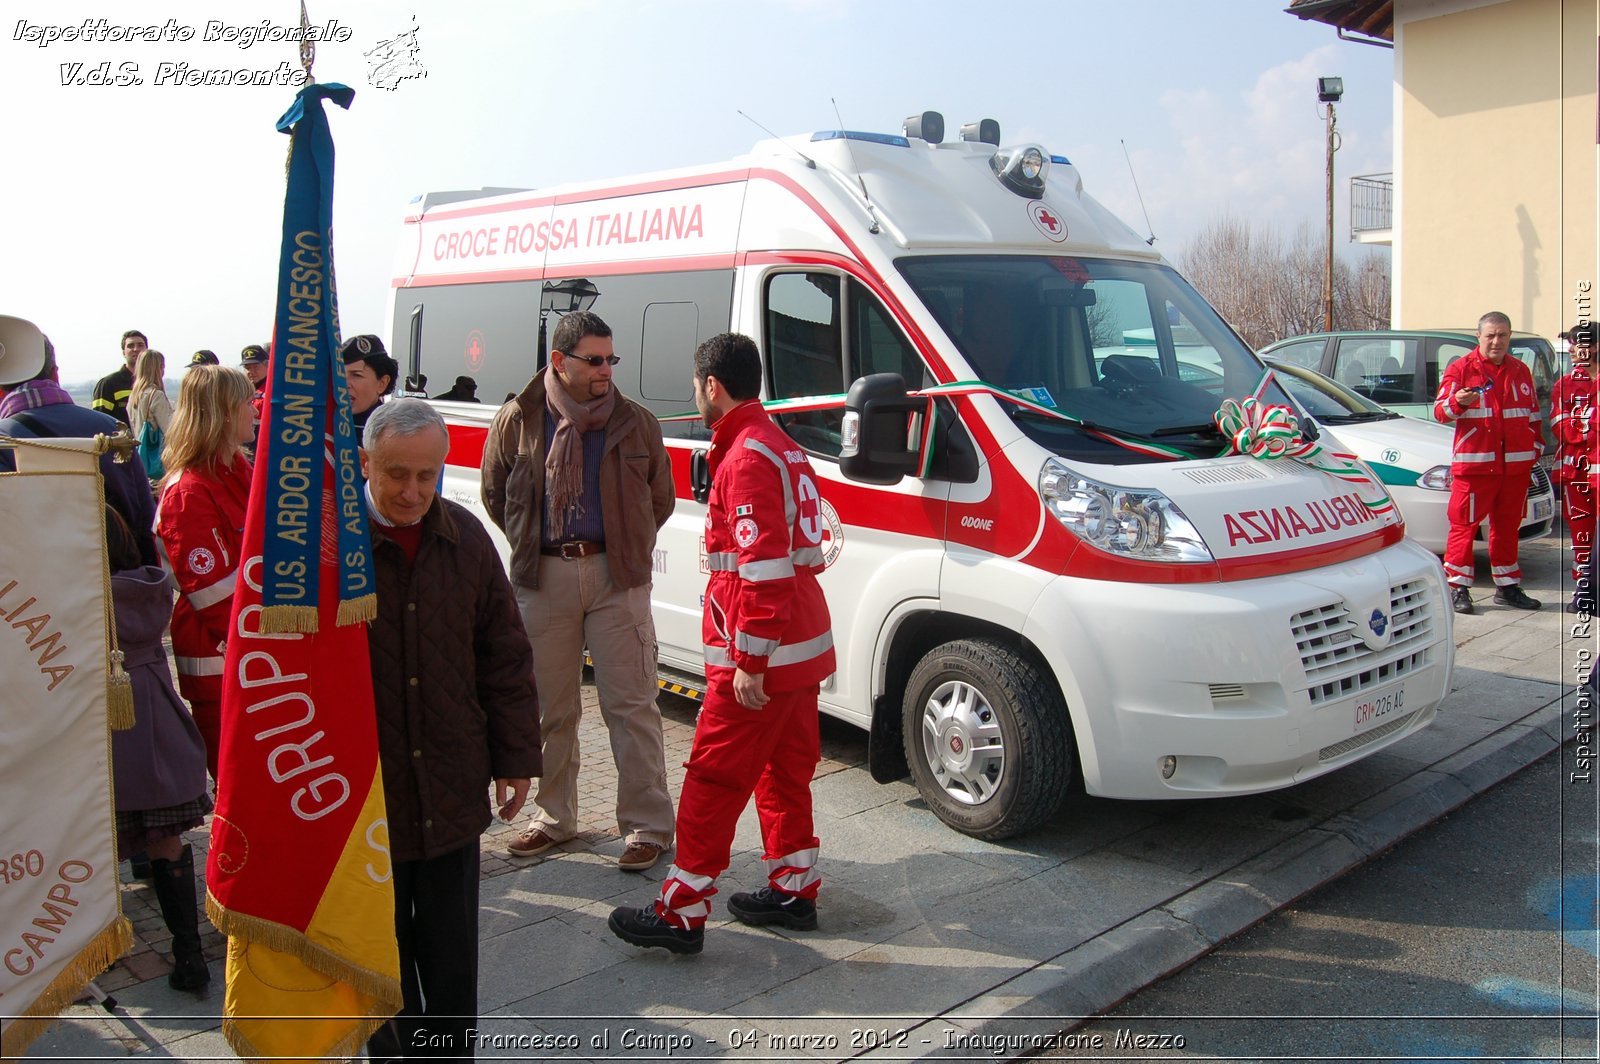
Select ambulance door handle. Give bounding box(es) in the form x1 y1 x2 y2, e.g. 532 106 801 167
690 449 711 504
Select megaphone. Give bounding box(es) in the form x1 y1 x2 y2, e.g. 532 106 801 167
0 315 47 387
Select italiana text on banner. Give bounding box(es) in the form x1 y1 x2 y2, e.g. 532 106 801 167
0 434 134 1056
205 82 401 1064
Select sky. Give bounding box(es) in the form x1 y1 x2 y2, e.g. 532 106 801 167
2 0 1396 384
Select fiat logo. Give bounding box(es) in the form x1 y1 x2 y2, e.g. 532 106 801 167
949 735 965 755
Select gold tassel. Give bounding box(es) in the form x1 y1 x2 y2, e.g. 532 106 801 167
335 592 377 627
257 604 320 634
107 649 135 731
1 917 133 1059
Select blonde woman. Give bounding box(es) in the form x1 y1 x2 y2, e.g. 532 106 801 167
129 349 173 486
127 349 173 442
155 365 255 779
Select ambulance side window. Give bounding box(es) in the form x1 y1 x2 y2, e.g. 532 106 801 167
767 272 846 457
851 280 929 389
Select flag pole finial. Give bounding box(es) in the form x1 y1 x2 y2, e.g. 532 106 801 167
298 1 315 78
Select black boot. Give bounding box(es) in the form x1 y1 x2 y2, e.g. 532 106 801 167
149 845 211 992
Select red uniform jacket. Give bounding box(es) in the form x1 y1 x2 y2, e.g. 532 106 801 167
1549 367 1595 486
702 400 835 692
156 454 251 701
1432 347 1543 477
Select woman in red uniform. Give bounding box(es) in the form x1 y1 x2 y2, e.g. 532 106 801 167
156 364 255 779
1551 322 1598 582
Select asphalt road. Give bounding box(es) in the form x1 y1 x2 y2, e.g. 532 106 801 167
1044 748 1599 1062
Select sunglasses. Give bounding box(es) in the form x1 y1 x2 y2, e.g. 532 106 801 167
562 353 621 367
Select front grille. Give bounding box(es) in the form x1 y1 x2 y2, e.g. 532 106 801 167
1528 464 1551 498
1319 709 1420 761
1291 578 1437 706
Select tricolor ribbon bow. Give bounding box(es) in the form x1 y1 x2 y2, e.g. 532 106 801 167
1214 396 1302 460
1214 386 1397 519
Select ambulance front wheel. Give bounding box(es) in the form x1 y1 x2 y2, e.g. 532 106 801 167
901 638 1073 839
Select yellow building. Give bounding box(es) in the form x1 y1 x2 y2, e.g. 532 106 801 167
1290 0 1597 338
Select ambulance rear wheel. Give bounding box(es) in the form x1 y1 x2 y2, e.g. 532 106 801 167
901 638 1072 839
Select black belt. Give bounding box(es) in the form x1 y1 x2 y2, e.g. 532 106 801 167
541 541 605 559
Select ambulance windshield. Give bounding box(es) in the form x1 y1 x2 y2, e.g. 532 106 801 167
898 255 1292 460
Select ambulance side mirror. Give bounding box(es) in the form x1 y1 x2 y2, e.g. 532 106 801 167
840 373 924 485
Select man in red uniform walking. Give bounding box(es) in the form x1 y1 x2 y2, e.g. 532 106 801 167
1434 311 1544 613
1551 322 1597 584
609 332 835 954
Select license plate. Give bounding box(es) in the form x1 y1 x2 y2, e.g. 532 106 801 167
1529 498 1553 523
1353 684 1405 733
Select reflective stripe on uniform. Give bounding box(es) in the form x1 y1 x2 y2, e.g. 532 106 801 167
742 438 797 527
739 557 795 582
1455 407 1491 419
735 631 781 656
704 629 835 670
1501 407 1534 418
1505 450 1538 463
1453 451 1495 462
176 654 225 677
792 545 824 568
186 571 238 611
705 551 739 571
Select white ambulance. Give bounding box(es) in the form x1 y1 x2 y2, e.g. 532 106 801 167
387 111 1453 839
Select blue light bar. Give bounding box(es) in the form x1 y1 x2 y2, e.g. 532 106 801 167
811 130 911 148
1050 154 1071 165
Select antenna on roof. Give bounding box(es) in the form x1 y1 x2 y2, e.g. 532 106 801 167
1121 139 1157 246
830 98 881 234
737 110 816 169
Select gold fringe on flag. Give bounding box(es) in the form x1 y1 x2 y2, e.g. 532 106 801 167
336 592 377 628
258 604 320 634
1 917 133 1060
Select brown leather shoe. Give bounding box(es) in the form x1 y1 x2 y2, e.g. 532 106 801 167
507 827 560 858
618 841 664 872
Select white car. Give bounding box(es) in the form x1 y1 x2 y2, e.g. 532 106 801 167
1265 358 1555 554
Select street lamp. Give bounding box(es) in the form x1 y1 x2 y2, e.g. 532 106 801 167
536 277 601 370
1318 77 1344 332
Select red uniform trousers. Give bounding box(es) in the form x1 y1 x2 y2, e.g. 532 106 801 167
1442 472 1529 588
656 682 822 930
1564 479 1596 582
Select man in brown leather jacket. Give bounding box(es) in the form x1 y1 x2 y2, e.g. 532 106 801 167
362 398 542 1063
481 310 677 872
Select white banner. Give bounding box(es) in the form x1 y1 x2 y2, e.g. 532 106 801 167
0 435 132 1054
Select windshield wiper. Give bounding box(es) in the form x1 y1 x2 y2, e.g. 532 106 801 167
1321 411 1399 424
1150 422 1223 438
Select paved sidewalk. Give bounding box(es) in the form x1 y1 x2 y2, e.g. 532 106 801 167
26 527 1588 1061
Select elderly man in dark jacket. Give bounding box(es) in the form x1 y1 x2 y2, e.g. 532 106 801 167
360 398 541 1064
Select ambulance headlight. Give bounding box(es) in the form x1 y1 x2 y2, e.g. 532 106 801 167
990 144 1050 199
1418 465 1451 491
1039 458 1213 563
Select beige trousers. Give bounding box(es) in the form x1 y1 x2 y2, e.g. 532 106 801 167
516 554 674 848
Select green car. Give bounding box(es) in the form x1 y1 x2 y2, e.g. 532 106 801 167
1259 328 1561 457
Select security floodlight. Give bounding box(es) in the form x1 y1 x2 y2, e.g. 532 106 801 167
1317 77 1344 103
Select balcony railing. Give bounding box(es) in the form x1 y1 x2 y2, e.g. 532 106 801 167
1351 172 1393 241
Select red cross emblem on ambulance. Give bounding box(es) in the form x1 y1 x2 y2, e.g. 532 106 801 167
1029 200 1069 242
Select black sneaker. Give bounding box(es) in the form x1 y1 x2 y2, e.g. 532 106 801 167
1492 585 1542 610
608 904 703 955
1450 586 1475 615
727 886 818 931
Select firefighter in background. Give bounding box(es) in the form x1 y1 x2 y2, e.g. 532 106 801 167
1434 311 1544 614
609 333 835 954
240 343 269 453
1550 322 1597 585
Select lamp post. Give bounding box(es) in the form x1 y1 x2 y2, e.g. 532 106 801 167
1318 77 1343 333
536 278 601 370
